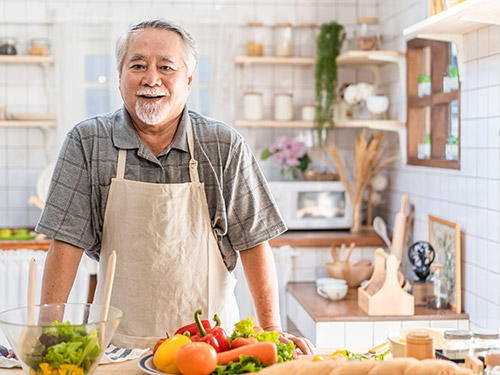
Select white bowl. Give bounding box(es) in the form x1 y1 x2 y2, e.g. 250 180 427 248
315 277 347 289
366 95 389 114
316 283 348 301
387 328 446 358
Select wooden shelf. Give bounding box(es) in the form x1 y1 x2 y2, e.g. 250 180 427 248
235 119 406 162
336 50 405 66
234 56 316 65
0 55 54 64
403 0 500 82
0 120 56 128
269 229 384 248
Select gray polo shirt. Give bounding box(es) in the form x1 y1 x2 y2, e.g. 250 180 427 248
36 106 287 271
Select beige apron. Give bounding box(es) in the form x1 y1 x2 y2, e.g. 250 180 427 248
93 116 240 348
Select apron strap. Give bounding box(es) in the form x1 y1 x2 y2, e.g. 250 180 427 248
185 114 200 184
117 149 127 179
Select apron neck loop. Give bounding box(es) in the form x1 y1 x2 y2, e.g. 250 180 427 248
185 114 200 183
117 149 127 179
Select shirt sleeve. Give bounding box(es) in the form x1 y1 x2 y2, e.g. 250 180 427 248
35 129 98 253
222 136 287 251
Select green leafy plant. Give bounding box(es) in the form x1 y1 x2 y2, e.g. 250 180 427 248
424 132 431 144
315 21 346 148
418 74 431 83
447 135 458 145
447 65 458 78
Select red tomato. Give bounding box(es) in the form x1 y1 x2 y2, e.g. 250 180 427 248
177 342 217 375
152 338 167 355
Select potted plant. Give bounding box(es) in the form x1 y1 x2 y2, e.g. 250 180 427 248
315 21 346 148
418 132 431 160
261 137 311 180
445 135 458 160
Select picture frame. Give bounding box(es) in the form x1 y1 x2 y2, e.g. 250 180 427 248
428 215 461 313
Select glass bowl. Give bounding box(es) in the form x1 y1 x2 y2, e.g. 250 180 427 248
0 303 122 375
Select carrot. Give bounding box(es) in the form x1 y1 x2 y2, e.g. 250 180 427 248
217 341 278 366
231 337 258 349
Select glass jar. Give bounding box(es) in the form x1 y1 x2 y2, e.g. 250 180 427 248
442 330 472 360
301 104 315 121
471 329 500 357
296 23 317 57
243 92 263 121
0 37 17 55
405 331 435 360
355 17 379 51
274 93 293 121
29 38 50 56
275 22 292 57
426 263 449 309
485 350 500 375
247 22 264 57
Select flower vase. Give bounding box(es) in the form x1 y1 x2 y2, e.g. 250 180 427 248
350 202 362 233
281 168 296 181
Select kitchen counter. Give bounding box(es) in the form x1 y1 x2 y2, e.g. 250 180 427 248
0 229 384 252
287 282 469 351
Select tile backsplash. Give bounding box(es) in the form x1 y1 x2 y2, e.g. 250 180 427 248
2 0 499 335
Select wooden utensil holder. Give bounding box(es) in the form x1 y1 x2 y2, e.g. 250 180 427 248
358 248 414 316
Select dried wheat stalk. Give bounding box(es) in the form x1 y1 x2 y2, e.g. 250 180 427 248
326 130 399 232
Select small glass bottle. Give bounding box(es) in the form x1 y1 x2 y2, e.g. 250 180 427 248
247 22 264 57
426 264 449 309
405 331 435 360
355 18 379 51
0 37 17 55
275 22 292 57
471 329 500 358
442 330 472 360
29 38 50 56
485 350 500 375
296 23 317 57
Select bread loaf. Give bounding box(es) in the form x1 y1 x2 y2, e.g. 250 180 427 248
368 357 419 374
331 360 377 375
403 359 472 375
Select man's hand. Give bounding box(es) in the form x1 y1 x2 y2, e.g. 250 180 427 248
278 331 315 357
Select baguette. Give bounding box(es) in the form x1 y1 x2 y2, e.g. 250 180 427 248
331 360 377 375
403 359 472 375
368 357 419 375
257 358 341 375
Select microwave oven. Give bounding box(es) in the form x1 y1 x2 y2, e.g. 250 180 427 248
268 181 352 230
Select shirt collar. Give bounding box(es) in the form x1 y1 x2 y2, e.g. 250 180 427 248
111 106 190 154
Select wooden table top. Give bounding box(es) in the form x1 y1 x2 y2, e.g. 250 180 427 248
0 356 146 374
288 282 469 322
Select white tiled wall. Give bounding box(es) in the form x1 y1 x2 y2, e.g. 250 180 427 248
379 0 500 332
0 0 377 228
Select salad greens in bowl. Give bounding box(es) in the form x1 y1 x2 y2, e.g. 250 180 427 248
0 303 122 375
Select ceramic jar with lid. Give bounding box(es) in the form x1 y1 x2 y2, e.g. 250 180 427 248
30 38 50 56
0 37 17 55
405 331 435 360
442 330 472 360
355 17 379 51
275 22 292 57
301 104 315 121
247 22 264 56
471 329 500 357
243 92 263 121
274 93 293 121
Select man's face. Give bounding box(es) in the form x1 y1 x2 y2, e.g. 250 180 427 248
119 28 193 128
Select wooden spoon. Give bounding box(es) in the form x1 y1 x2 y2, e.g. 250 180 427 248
99 251 117 348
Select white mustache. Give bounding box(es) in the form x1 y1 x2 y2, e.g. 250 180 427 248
136 89 169 97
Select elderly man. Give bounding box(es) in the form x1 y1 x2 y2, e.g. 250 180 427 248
36 18 313 354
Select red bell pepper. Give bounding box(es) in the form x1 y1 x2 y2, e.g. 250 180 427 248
174 318 211 337
211 314 230 352
191 309 230 352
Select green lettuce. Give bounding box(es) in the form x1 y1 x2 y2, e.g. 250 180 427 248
212 355 263 375
25 321 101 374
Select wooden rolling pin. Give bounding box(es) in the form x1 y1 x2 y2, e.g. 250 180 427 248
391 194 408 264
